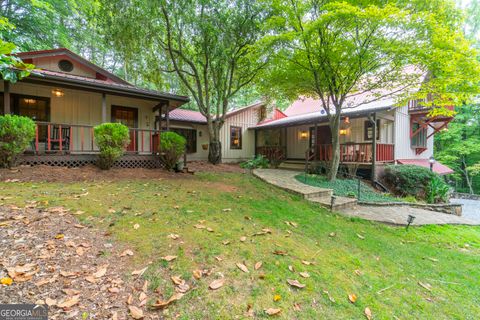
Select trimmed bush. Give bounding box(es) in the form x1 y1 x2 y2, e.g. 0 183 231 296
0 115 35 168
240 155 269 169
383 165 445 200
159 131 186 171
426 176 451 204
94 123 130 170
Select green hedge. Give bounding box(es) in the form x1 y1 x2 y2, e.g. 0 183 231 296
94 123 130 170
0 115 35 168
159 131 186 171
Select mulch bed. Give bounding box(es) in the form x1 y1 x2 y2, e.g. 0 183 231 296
0 204 163 319
0 161 244 183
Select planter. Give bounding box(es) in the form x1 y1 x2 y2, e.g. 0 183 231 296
202 144 208 150
175 161 184 172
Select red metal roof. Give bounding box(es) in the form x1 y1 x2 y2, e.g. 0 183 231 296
397 159 454 175
169 109 207 123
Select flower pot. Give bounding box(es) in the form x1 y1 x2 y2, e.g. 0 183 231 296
202 144 208 150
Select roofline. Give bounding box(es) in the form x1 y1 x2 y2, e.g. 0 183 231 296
225 101 265 118
22 71 190 103
16 48 130 85
251 106 393 129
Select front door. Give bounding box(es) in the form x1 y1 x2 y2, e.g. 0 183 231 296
309 125 332 160
111 106 138 152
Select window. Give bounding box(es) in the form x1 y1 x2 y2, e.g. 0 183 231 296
171 128 197 153
410 122 427 148
58 59 74 72
364 120 380 141
12 94 50 121
230 126 242 149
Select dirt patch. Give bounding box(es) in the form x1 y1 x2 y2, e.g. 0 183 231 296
0 161 244 183
0 204 161 319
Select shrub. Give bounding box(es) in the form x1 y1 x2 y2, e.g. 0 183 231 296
426 177 451 204
0 115 35 168
240 155 269 169
94 123 130 170
383 165 440 199
159 131 186 171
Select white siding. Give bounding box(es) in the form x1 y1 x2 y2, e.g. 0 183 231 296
286 125 310 159
220 107 260 162
393 105 433 160
169 122 210 161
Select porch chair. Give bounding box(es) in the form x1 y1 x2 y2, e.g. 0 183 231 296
49 125 71 152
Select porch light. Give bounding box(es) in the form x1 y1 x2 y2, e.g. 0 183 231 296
339 129 348 135
52 88 64 97
23 98 36 104
429 156 436 171
299 131 308 139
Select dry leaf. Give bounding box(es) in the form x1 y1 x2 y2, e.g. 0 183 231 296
299 272 310 278
273 294 281 302
63 288 80 296
240 236 247 242
206 227 214 232
139 292 147 302
329 232 336 237
254 262 263 270
356 234 365 240
265 308 282 316
215 256 223 261
209 278 225 290
57 295 80 308
293 303 301 311
0 277 13 286
108 287 120 293
55 233 64 239
76 247 85 256
222 208 232 212
288 265 295 272
301 260 312 265
119 249 134 257
236 263 249 273
194 224 206 229
222 240 230 245
364 307 372 320
132 267 148 276
171 276 184 285
175 283 190 293
128 306 144 319
323 290 335 303
167 234 180 240
152 293 184 309
133 224 140 230
193 270 202 280
287 279 305 289
418 281 432 291
93 265 108 278
45 297 56 306
162 255 177 262
348 293 357 303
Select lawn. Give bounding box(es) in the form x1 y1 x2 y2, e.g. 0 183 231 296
296 173 405 203
1 171 479 319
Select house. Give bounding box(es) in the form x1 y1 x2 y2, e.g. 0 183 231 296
0 48 455 176
1 48 189 168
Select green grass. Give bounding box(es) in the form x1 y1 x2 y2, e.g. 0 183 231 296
1 172 479 319
296 173 404 203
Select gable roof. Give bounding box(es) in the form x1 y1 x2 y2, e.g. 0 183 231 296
16 48 130 85
168 101 265 124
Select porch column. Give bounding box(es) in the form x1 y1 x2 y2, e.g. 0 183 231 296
3 81 11 114
101 93 107 123
254 129 258 157
314 122 318 161
165 102 170 130
371 112 377 181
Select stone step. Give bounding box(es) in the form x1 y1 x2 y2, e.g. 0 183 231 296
308 195 358 211
303 189 333 199
278 162 305 171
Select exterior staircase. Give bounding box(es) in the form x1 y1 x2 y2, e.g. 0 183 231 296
278 160 305 171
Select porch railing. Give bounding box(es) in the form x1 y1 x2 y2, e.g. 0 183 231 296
307 143 394 163
31 122 162 155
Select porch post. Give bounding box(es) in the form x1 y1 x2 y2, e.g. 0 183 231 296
101 93 107 123
3 81 11 114
165 102 170 130
314 122 318 161
254 129 258 157
371 112 377 181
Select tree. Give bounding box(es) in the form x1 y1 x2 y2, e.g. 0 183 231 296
264 0 480 181
101 0 271 164
435 105 480 194
0 17 34 83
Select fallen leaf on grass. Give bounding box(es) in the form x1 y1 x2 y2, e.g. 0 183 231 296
299 272 310 278
133 224 140 230
222 240 230 245
236 263 249 273
329 232 336 237
209 278 225 290
76 247 85 256
265 308 282 316
254 262 263 270
418 281 432 292
287 279 305 289
273 295 281 302
301 260 313 265
323 290 335 303
288 265 295 272
206 227 214 232
119 249 134 257
45 297 56 306
167 234 180 240
93 265 108 278
215 256 223 261
152 292 184 309
222 208 232 212
171 276 184 285
194 224 206 229
57 295 80 309
132 267 148 277
356 234 365 240
55 233 64 240
293 303 301 311
364 307 372 320
162 255 177 262
273 250 287 256
240 236 247 242
7 264 39 282
128 306 144 319
193 270 202 279
175 283 190 293
348 293 357 303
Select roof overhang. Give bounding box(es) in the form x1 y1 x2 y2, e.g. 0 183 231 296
19 71 189 108
397 159 454 175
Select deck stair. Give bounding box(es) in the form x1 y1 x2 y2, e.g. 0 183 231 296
278 160 305 171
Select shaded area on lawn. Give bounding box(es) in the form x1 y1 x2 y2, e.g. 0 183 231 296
296 174 404 203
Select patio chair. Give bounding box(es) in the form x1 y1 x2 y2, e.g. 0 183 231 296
50 125 71 152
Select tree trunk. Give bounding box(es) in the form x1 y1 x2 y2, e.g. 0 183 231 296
208 124 222 164
328 114 341 181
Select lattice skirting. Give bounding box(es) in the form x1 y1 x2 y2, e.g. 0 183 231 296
18 154 163 169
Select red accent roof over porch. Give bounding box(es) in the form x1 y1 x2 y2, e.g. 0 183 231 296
397 159 454 175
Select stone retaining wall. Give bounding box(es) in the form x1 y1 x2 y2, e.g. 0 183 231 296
452 192 480 201
358 201 462 216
